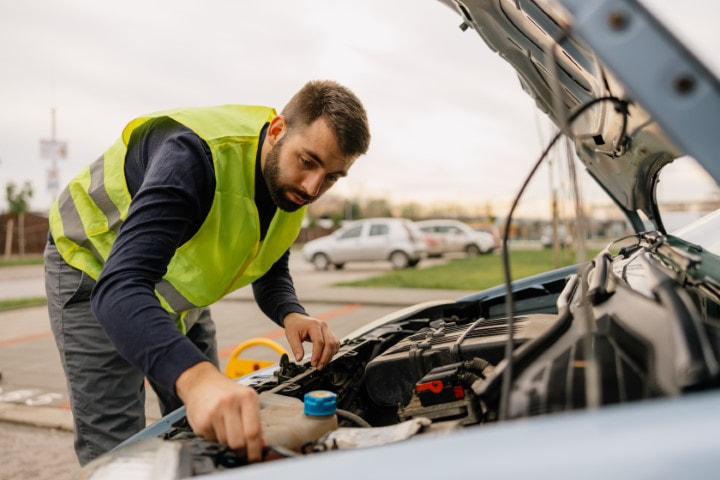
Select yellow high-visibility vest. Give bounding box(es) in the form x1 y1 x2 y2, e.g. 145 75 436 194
49 105 306 331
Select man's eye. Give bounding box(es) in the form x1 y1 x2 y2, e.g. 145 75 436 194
326 175 339 183
300 157 313 167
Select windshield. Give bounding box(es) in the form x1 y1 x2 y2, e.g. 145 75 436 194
671 209 720 257
655 156 720 232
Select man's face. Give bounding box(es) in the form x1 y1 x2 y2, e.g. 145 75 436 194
263 117 354 212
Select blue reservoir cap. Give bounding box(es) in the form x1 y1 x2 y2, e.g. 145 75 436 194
303 390 337 416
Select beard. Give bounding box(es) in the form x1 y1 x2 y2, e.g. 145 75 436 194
263 137 311 212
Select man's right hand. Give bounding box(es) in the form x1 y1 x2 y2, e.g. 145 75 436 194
175 361 264 462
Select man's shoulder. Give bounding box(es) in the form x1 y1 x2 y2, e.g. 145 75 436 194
153 105 276 142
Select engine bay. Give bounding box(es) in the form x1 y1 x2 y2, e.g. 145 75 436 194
155 241 720 475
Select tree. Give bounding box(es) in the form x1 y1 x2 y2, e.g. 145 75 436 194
484 202 497 224
364 198 392 218
400 202 421 220
4 181 33 257
344 199 362 220
6 181 33 214
330 212 344 229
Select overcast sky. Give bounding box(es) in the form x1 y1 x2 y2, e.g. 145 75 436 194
1 0 718 218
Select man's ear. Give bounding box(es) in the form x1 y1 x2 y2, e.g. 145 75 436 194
267 115 287 147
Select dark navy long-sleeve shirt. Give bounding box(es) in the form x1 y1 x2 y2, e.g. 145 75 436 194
87 116 306 392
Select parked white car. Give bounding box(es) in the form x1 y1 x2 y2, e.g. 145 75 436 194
540 224 574 249
416 219 495 257
302 217 427 270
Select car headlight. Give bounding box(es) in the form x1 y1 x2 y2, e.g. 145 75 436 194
78 438 186 480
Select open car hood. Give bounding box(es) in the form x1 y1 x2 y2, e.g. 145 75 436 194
438 0 720 233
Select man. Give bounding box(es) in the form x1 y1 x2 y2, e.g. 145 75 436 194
44 80 371 464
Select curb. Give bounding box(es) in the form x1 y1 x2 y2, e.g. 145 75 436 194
0 401 74 431
0 402 161 432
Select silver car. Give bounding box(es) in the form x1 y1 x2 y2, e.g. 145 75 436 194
416 219 496 256
302 217 428 270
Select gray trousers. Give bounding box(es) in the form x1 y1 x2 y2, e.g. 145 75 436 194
44 242 219 465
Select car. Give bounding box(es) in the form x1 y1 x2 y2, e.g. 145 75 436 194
416 219 496 256
540 224 574 249
473 225 500 249
301 217 428 270
80 0 720 478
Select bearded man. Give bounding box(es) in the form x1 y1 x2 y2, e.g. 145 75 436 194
44 80 370 464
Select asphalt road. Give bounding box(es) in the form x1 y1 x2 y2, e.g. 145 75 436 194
0 252 471 479
0 422 77 480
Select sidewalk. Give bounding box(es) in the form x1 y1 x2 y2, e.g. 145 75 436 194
0 264 45 301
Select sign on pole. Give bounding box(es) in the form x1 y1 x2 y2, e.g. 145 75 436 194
47 167 59 192
40 139 67 160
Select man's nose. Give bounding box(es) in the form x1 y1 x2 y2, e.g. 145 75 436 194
301 171 324 197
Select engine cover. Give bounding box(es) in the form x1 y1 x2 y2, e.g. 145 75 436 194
365 314 556 407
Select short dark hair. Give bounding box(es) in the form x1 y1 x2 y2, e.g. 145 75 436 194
282 80 370 158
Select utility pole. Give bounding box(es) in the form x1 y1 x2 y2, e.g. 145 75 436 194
40 107 66 203
548 158 560 268
48 107 60 201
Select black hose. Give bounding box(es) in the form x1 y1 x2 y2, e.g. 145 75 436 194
498 95 629 421
336 408 372 428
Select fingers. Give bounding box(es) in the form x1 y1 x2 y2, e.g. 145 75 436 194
286 329 305 361
180 367 265 463
283 313 341 370
223 387 263 462
222 409 243 451
317 322 340 368
308 321 340 370
211 411 227 445
309 322 325 368
194 418 216 443
239 389 263 462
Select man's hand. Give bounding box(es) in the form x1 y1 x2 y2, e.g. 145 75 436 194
283 312 340 370
176 361 263 462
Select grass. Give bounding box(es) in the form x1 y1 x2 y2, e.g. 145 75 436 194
0 296 48 312
0 255 44 267
338 249 599 290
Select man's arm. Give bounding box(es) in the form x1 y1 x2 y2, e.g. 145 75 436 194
92 118 214 391
252 252 340 369
91 118 263 460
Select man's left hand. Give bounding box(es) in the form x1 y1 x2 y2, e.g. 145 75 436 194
283 313 340 370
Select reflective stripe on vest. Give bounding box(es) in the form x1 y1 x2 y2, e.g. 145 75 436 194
49 105 306 321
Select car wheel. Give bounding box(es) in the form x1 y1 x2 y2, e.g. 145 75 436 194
312 253 331 271
465 244 480 256
389 250 410 269
333 263 345 270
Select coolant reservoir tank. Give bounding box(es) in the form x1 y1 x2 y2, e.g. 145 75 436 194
260 390 338 451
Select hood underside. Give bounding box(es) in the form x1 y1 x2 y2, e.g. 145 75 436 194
438 0 720 233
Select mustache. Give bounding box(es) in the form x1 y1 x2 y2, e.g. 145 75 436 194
292 189 313 203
